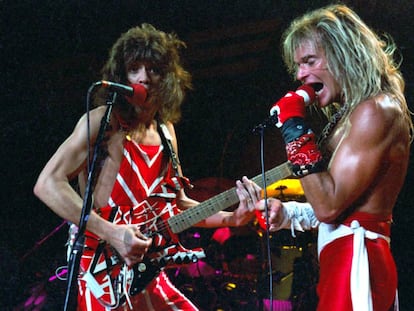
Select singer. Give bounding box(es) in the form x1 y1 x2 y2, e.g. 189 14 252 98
34 23 261 310
257 4 413 311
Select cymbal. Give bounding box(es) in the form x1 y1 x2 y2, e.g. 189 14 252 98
263 178 304 199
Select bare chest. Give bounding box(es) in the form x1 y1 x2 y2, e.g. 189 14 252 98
323 118 348 158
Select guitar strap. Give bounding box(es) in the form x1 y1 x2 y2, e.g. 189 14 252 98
157 121 180 173
157 120 193 190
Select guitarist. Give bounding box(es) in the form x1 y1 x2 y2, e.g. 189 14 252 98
257 4 413 311
34 23 261 310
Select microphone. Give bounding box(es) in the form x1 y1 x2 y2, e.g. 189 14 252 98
99 80 134 96
269 83 320 117
300 82 323 102
252 83 322 133
96 81 148 107
294 84 317 105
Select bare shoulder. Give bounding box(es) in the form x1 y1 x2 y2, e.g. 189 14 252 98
351 95 399 122
85 106 111 126
351 95 409 133
71 106 106 133
349 94 410 158
74 106 120 139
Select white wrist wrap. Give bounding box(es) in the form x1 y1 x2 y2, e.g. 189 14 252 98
280 201 320 237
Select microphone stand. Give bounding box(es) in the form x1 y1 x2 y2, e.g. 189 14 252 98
252 117 276 311
63 87 117 311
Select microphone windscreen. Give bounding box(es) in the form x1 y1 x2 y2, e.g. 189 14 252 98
125 84 148 107
296 84 316 105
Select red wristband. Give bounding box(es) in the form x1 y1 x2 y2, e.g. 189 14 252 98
286 132 323 176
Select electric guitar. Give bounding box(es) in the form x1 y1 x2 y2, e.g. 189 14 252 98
89 161 292 307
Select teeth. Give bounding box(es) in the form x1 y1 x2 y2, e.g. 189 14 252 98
315 85 323 96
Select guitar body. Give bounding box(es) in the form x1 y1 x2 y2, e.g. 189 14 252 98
79 198 206 307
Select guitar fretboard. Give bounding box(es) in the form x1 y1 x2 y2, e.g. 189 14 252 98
168 161 292 233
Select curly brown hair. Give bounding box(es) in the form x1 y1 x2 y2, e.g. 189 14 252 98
95 23 192 126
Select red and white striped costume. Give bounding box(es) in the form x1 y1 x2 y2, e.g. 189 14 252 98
71 134 199 310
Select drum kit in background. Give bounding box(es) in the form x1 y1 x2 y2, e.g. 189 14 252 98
168 177 319 311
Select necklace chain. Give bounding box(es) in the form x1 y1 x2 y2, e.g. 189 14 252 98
317 105 348 147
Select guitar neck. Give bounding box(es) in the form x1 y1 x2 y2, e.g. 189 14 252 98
168 161 292 234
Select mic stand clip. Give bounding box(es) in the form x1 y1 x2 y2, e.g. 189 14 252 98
252 114 277 135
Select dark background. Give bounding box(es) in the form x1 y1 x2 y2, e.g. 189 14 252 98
2 0 414 310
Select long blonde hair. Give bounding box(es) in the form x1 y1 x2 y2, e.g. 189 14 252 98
282 4 413 135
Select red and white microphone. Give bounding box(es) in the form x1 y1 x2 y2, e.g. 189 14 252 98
270 84 319 128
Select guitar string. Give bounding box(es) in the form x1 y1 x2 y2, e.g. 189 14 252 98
136 193 232 236
136 163 291 236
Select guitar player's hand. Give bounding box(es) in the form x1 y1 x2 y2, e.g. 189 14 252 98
232 176 262 226
109 224 153 267
256 198 285 231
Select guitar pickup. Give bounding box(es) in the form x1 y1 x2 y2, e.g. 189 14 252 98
153 246 206 267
